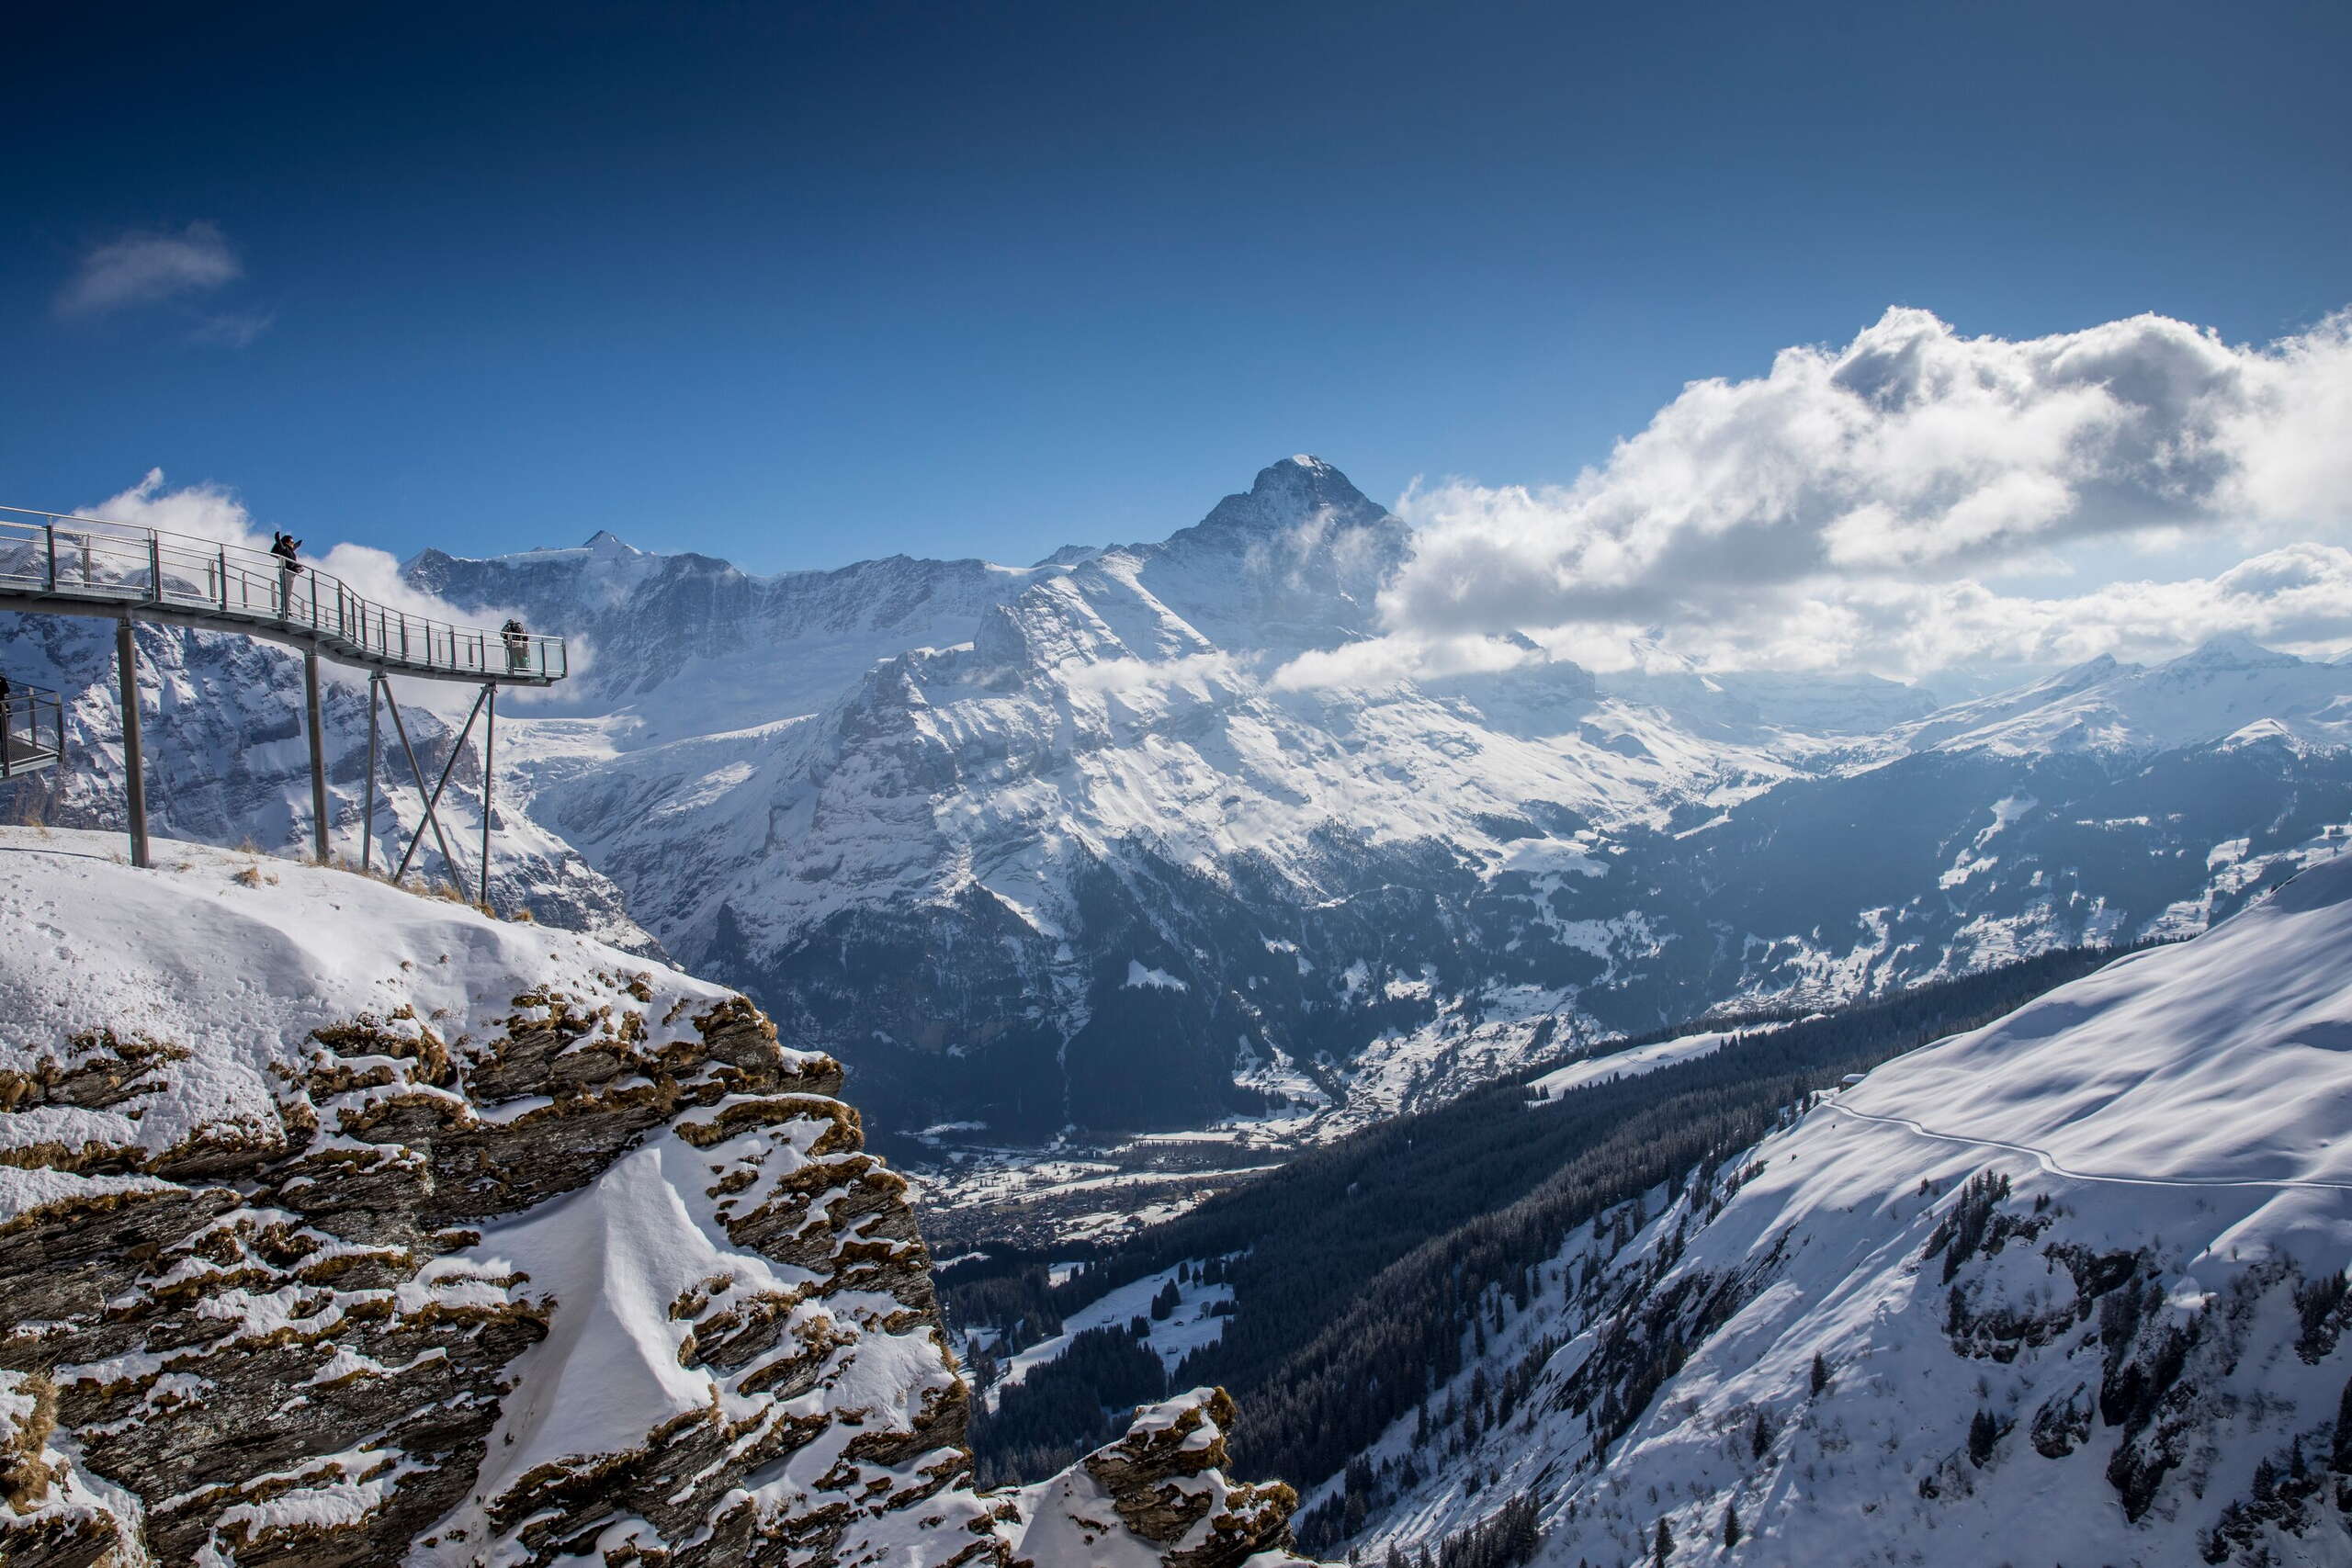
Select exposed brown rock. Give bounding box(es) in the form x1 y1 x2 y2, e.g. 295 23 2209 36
1 908 1313 1568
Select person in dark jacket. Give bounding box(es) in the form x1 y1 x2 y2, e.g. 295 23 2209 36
269 532 304 615
503 617 531 673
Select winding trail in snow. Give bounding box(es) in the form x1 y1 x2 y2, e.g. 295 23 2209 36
1821 1101 2352 1194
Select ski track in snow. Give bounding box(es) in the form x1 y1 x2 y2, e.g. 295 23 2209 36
1822 1100 2352 1193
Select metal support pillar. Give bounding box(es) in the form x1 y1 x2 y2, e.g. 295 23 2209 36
362 673 381 873
304 649 329 864
116 618 149 868
478 683 495 910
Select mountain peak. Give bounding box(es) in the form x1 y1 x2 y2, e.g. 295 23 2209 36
581 528 641 558
2164 632 2299 673
1188 455 1389 538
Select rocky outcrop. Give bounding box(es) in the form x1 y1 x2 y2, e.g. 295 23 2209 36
999 1388 1301 1568
0 831 1311 1568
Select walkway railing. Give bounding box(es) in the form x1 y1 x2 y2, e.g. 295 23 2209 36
0 683 62 781
0 505 566 684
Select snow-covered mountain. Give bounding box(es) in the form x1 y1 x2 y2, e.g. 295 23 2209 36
401 459 2352 1144
403 529 1069 746
435 461 1826 1139
0 829 1310 1568
12 456 2350 1154
1336 852 2352 1566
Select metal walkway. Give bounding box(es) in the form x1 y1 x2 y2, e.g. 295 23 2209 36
0 506 566 683
0 505 571 897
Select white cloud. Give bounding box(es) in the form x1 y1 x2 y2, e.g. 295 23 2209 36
57 222 243 318
1266 633 1540 693
1295 306 2352 685
1589 544 2352 676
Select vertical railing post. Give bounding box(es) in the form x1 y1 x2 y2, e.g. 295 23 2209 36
362 672 380 873
118 618 149 869
218 547 228 610
305 650 329 864
479 682 495 910
44 523 56 592
148 533 162 602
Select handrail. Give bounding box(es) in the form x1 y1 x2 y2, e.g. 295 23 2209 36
0 682 64 781
0 503 567 685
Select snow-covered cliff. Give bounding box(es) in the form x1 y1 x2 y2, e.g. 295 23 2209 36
0 831 1309 1568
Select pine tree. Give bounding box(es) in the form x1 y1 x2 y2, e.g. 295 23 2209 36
1748 1411 1773 1461
1653 1516 1673 1564
2335 1372 2352 1475
1808 1352 1830 1396
1722 1502 1740 1548
1967 1408 1998 1467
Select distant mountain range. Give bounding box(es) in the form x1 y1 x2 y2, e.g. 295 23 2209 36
11 457 2350 1146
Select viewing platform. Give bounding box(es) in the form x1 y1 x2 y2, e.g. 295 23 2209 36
0 505 566 684
0 503 569 887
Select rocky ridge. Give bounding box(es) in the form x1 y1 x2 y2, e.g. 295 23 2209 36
0 831 1307 1568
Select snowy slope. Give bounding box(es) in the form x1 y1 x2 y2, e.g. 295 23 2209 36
1343 850 2352 1567
0 830 1316 1568
1525 1023 1791 1101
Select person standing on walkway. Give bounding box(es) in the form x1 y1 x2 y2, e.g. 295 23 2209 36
270 532 305 615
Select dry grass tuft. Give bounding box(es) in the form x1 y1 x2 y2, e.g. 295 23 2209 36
7 784 48 829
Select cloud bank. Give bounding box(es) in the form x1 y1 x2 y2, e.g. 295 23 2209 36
1309 308 2352 684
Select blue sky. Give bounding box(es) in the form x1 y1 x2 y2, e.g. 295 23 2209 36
5 0 2347 577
